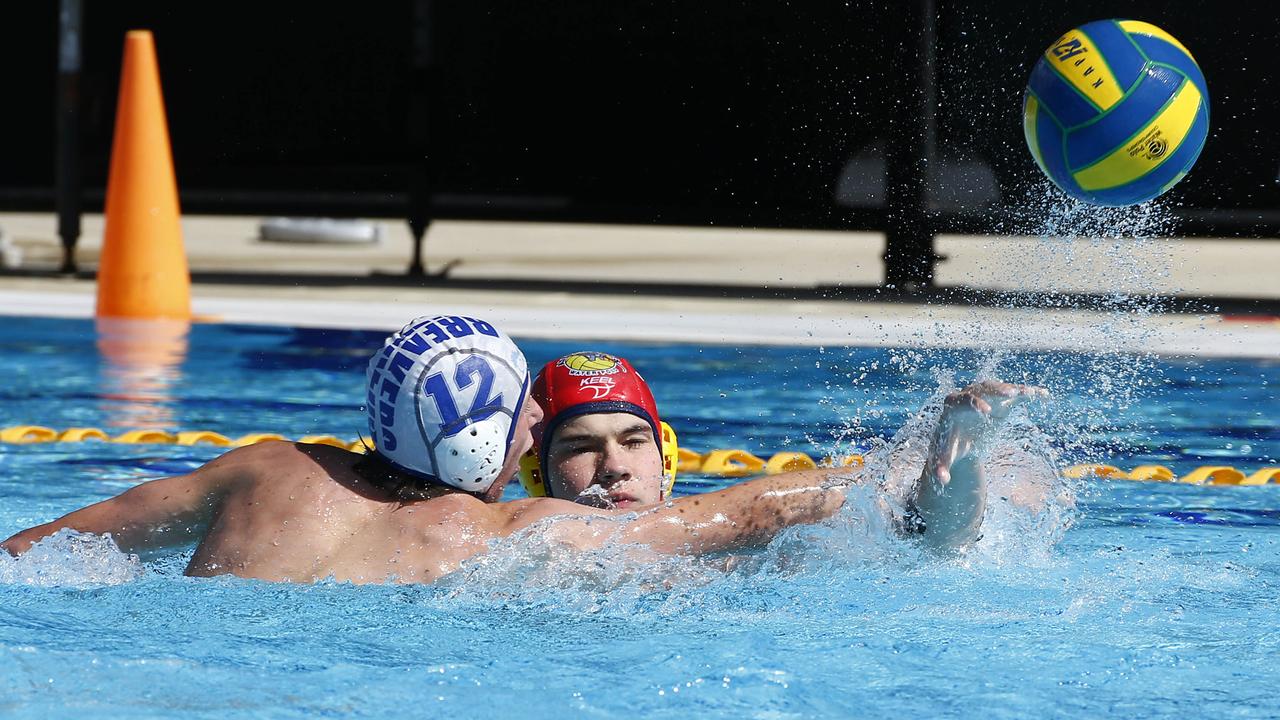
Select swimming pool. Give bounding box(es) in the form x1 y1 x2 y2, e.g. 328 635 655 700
2 316 1278 718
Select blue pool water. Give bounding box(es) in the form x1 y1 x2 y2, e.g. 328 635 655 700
2 316 1279 718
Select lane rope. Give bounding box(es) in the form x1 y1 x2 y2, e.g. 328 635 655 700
1 425 1276 485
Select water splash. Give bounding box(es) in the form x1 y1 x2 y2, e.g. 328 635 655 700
1006 187 1179 465
0 529 145 587
427 441 1071 619
573 484 616 509
851 373 1076 566
812 184 1187 548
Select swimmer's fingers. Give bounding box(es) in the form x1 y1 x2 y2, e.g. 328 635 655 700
964 381 1047 400
988 384 1050 418
930 383 1049 479
964 382 1049 420
943 387 991 416
1005 383 1050 399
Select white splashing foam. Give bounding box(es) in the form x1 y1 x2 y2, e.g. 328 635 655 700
842 374 1077 569
0 529 145 587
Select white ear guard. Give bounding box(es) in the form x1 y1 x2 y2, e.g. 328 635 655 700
434 418 507 490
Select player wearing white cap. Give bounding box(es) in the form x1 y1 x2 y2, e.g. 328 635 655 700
2 315 1044 582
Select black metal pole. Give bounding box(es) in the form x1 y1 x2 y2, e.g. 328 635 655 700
56 0 83 275
882 0 940 291
406 0 434 277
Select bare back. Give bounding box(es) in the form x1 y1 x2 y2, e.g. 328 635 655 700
189 443 505 584
4 444 861 584
0 442 512 585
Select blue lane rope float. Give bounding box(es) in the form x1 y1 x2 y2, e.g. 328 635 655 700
1 425 1277 484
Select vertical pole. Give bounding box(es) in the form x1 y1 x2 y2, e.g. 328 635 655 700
406 0 434 277
882 0 939 291
56 0 83 275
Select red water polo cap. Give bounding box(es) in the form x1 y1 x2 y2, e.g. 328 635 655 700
531 352 662 487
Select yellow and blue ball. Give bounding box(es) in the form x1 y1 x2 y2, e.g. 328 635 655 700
1023 19 1209 206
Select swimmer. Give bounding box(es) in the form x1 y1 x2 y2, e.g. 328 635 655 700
1 316 1045 583
519 351 676 509
520 351 1047 550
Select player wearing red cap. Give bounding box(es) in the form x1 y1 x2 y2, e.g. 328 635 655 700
515 351 1048 552
4 322 1047 583
519 352 676 509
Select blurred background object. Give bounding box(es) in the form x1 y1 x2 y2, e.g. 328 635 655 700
0 0 1275 289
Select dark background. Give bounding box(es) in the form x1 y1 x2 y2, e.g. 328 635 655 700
2 1 1276 231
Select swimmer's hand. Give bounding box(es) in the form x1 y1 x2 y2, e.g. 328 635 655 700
931 381 1049 480
908 381 1049 550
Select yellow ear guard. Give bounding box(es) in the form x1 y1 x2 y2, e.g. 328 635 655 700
518 451 548 497
519 421 679 499
659 421 678 497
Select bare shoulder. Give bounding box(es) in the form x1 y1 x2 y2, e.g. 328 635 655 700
496 497 611 534
404 492 504 542
220 441 357 484
386 489 501 550
501 496 580 521
423 491 491 516
203 439 306 471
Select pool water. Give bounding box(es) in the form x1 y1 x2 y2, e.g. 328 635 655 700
2 316 1279 718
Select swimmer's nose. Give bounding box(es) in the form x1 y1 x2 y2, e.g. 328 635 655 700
528 398 545 424
598 442 632 485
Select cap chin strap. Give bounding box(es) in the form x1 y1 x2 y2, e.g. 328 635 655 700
519 421 679 498
435 418 507 493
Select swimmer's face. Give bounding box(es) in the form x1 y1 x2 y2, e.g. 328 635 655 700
545 413 665 509
482 389 543 503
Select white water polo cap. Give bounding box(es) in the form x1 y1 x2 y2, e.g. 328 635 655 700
366 315 529 494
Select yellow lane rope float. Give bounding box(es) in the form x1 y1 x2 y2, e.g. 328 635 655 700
1 425 1278 485
0 426 360 451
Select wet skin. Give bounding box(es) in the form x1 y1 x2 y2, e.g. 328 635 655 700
544 413 666 509
0 392 845 583
0 397 545 584
1 382 1045 583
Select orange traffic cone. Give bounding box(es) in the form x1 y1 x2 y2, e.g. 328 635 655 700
96 30 190 320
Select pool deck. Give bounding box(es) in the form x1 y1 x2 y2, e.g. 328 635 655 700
1 211 1278 358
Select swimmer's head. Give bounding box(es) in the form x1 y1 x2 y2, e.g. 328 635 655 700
522 352 676 508
365 315 537 499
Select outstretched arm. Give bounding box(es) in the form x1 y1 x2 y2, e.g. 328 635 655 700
502 381 1045 556
906 381 1048 550
622 468 851 553
504 467 855 555
1 446 253 556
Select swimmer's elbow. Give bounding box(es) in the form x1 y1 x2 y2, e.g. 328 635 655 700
1 523 54 557
0 536 20 557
